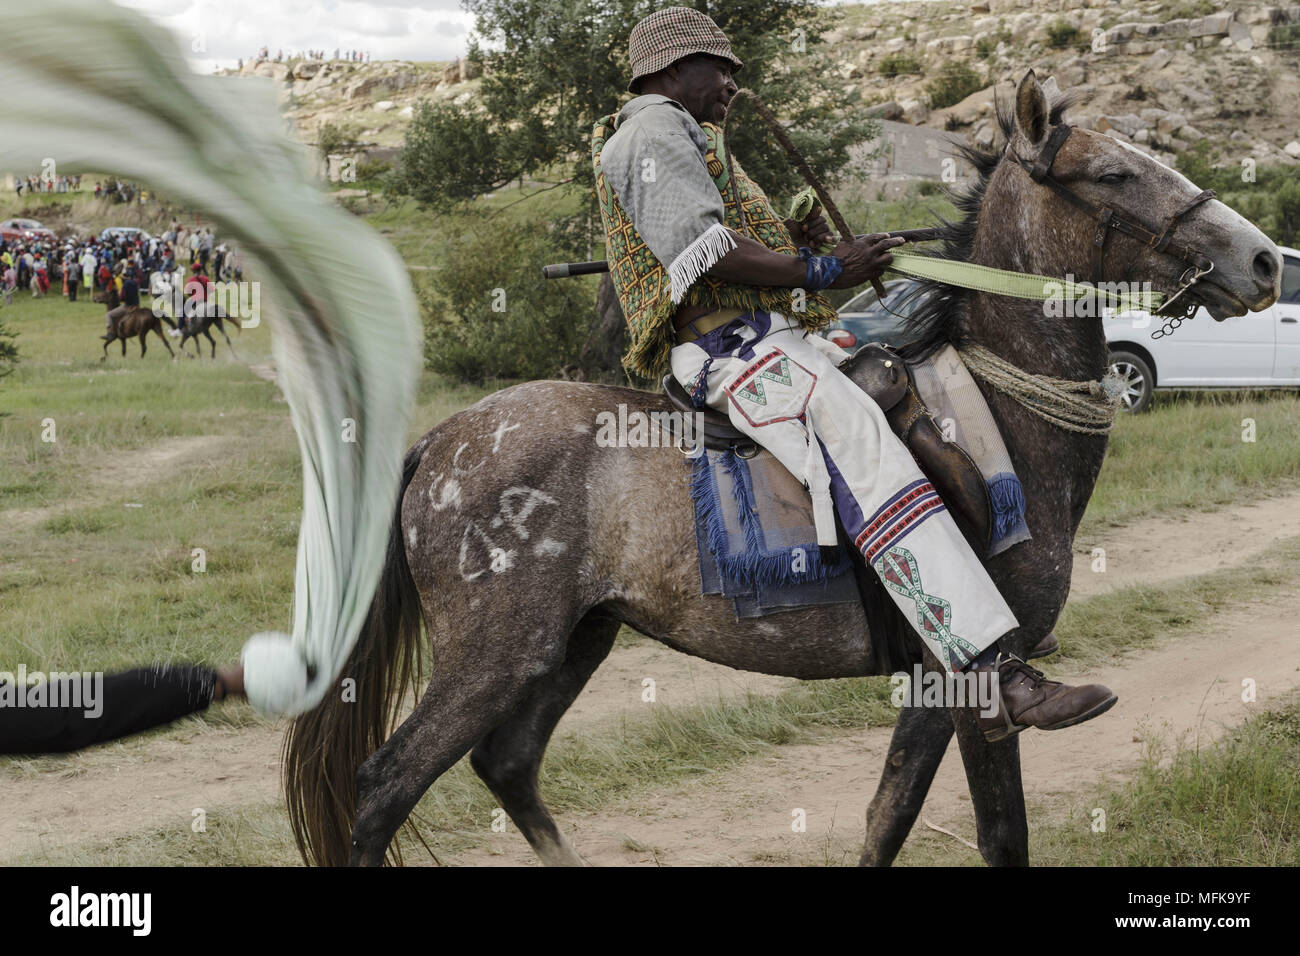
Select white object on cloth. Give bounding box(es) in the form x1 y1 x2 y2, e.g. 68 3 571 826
670 313 1018 671
0 1 421 717
668 222 737 304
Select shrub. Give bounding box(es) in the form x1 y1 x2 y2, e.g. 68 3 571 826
419 214 597 383
878 52 922 78
1046 21 1082 49
925 60 984 110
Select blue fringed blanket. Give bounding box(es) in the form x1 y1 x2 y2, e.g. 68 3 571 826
689 448 860 619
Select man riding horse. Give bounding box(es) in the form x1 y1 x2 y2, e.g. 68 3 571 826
596 6 1117 740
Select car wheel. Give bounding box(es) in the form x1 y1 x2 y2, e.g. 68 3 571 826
1108 350 1154 414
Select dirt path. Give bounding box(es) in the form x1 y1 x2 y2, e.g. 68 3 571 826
5 489 1300 863
1070 490 1300 599
448 587 1300 866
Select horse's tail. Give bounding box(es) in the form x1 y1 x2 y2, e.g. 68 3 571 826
282 445 426 866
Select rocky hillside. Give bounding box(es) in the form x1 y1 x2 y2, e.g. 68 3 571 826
224 0 1300 177
832 0 1300 167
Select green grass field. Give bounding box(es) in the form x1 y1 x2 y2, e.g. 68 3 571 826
3 288 1299 866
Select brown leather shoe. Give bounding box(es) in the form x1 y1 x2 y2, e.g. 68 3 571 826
977 654 1117 742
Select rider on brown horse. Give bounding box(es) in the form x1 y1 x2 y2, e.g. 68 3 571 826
596 6 1116 741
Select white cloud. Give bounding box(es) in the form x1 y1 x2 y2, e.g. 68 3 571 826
116 0 474 71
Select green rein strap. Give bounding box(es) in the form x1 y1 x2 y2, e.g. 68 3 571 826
786 185 1164 315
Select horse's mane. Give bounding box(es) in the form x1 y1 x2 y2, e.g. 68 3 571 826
896 83 1086 361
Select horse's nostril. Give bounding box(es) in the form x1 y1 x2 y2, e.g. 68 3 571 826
1252 247 1280 291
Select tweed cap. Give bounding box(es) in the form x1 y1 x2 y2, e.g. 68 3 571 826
627 6 742 93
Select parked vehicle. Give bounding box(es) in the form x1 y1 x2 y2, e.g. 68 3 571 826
99 226 151 243
0 218 56 243
821 278 928 352
822 250 1300 415
1104 244 1300 412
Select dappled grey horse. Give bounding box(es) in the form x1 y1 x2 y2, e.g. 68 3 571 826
284 72 1281 866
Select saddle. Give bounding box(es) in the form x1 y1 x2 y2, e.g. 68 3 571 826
662 342 994 554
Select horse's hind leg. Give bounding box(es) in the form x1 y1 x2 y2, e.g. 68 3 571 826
349 627 571 866
951 706 1028 866
203 327 216 358
859 704 955 866
469 611 618 866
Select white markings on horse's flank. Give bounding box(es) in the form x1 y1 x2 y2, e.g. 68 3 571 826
452 441 486 476
407 525 419 550
534 538 567 557
498 486 558 541
429 473 462 511
490 418 521 453
457 486 563 581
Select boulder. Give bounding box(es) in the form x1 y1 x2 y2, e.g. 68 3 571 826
345 76 381 100
1286 141 1300 158
1097 113 1143 137
373 100 396 112
900 98 930 125
1189 13 1233 37
1147 47 1174 71
865 100 905 120
1156 112 1187 135
1179 125 1204 142
293 61 320 80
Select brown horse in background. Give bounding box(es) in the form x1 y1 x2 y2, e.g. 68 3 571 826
95 284 176 359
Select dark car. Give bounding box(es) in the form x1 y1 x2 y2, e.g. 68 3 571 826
820 278 928 353
1 218 57 244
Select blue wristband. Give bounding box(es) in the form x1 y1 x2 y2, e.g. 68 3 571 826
798 246 843 292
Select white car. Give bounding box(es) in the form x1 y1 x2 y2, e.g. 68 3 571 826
1104 245 1300 412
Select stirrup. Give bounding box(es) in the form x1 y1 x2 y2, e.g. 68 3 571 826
990 651 1030 740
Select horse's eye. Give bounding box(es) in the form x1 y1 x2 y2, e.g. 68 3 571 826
1098 173 1131 185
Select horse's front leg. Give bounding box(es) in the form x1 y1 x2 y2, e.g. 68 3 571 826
859 702 955 866
951 704 1028 866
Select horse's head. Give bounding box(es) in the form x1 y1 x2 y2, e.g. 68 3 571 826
991 70 1279 320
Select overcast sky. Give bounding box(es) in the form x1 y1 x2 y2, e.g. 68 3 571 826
118 0 894 74
118 0 479 72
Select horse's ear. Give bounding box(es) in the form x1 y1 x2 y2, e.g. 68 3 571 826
1013 70 1049 148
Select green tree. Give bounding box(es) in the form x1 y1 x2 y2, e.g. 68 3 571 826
391 0 878 210
391 0 879 382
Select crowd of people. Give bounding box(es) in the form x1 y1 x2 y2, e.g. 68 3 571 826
247 46 370 66
13 174 82 196
0 219 242 337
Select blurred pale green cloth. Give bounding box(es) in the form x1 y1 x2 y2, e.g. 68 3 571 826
0 1 421 716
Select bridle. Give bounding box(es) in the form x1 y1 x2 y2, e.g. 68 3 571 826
1014 123 1218 337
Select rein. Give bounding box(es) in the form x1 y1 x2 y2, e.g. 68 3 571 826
731 91 1217 428
1012 122 1217 338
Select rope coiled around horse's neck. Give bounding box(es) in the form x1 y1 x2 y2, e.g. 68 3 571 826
956 344 1124 435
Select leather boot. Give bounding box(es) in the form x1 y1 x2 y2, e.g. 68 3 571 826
977 653 1117 742
1026 631 1058 660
